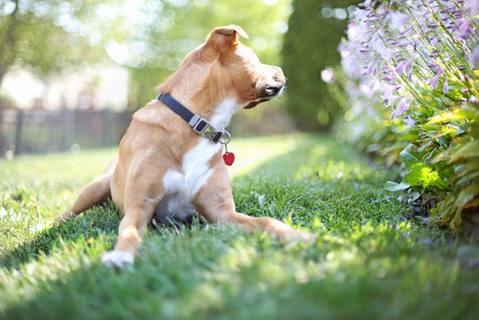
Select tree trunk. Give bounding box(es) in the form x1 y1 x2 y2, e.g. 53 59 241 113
0 63 6 88
0 0 20 90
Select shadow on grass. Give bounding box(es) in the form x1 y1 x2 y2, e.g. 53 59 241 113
0 134 389 270
1 134 399 270
1 206 209 270
0 205 120 269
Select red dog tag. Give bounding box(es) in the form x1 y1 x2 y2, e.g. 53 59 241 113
223 152 235 166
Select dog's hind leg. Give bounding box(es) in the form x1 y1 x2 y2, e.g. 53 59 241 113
55 155 119 221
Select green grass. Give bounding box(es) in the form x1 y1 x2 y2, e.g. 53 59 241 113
1 134 479 319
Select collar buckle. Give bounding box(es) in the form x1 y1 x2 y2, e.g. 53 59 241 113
189 115 224 143
205 125 225 144
189 115 209 134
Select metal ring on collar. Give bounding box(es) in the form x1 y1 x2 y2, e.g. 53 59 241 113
219 130 232 145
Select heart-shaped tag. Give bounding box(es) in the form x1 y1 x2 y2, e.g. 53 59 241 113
223 152 235 166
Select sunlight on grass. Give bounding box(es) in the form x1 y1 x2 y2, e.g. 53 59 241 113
0 148 118 185
1 134 478 319
226 134 299 177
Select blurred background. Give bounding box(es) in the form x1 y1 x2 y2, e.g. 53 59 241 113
0 0 361 157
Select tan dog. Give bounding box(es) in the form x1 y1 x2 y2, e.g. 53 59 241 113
58 25 314 267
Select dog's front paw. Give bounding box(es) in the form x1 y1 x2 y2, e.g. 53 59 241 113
101 251 134 268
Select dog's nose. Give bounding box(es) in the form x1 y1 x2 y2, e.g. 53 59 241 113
259 66 285 97
264 84 283 96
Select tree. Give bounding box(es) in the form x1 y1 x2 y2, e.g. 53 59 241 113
1 0 292 110
281 0 362 131
0 0 121 89
117 0 292 108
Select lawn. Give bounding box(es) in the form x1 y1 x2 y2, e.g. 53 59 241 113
0 134 478 319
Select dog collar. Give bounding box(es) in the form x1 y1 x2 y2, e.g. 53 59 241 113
157 93 231 144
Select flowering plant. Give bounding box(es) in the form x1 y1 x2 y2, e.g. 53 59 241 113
336 0 479 230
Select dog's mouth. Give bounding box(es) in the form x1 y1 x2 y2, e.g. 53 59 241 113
243 99 270 109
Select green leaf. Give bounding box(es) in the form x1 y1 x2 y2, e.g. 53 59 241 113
403 164 431 187
456 159 479 179
449 140 479 163
429 109 478 123
453 185 479 213
457 170 479 185
403 163 448 190
384 181 411 192
436 136 449 148
453 128 466 136
435 160 455 179
399 144 423 167
411 191 421 201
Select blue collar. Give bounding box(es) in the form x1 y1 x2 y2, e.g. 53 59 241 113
157 93 230 144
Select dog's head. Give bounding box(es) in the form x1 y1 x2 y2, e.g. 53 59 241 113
158 25 285 125
204 25 286 109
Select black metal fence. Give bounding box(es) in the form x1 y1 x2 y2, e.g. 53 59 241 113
0 109 134 156
0 105 295 157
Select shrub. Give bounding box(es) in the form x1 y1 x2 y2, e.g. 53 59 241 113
335 0 479 231
282 0 362 131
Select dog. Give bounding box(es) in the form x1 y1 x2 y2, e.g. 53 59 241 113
58 25 314 267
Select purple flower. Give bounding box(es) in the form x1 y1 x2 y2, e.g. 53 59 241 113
426 72 442 89
408 66 413 80
460 20 471 34
388 11 409 31
470 46 479 66
390 97 411 119
403 115 416 129
404 56 415 70
403 56 415 79
443 76 449 94
468 0 479 11
470 95 478 103
381 83 401 99
369 32 380 46
370 40 397 60
367 57 379 76
386 95 403 107
447 24 457 32
394 61 404 74
426 148 436 161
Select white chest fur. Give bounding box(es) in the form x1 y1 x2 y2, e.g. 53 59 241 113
209 98 245 129
153 138 222 225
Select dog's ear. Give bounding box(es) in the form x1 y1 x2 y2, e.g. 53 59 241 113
206 25 249 54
